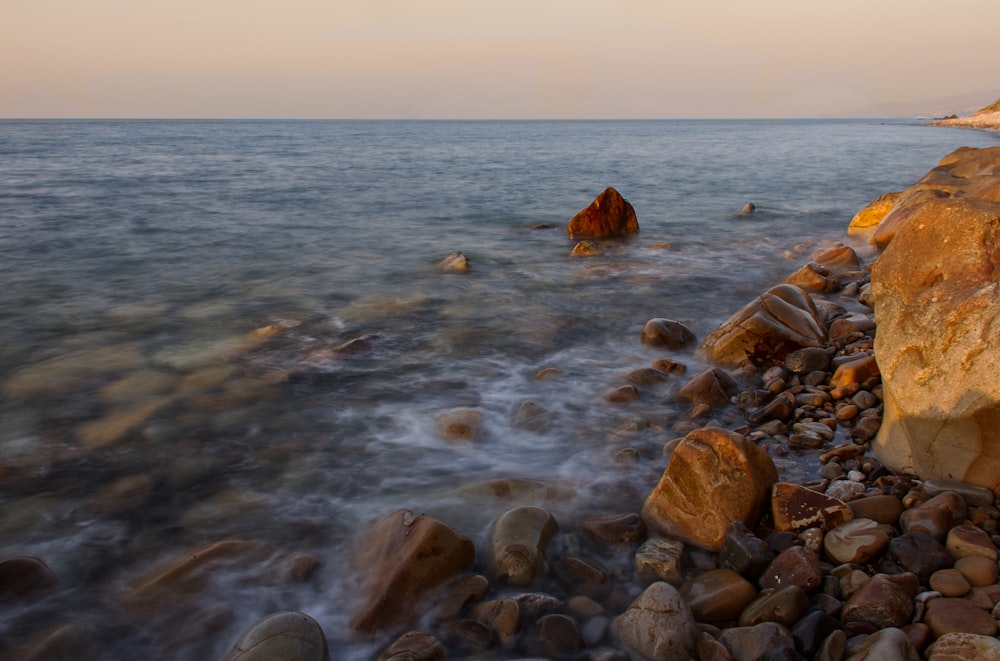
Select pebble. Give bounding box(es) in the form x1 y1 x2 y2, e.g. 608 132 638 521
924 597 998 637
680 568 757 623
954 555 999 586
718 621 798 661
634 538 685 586
848 494 904 525
737 584 809 628
841 575 914 628
222 612 328 661
946 524 999 560
887 532 954 580
928 568 971 597
759 546 823 592
843 626 919 661
823 518 894 565
900 491 967 540
925 632 1000 660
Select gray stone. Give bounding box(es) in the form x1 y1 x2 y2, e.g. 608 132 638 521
223 612 329 661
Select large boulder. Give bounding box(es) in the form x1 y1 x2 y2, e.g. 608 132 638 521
701 284 828 368
868 150 1000 495
642 427 778 552
350 509 475 635
566 187 639 239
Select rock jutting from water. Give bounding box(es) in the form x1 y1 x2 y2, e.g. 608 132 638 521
566 186 640 239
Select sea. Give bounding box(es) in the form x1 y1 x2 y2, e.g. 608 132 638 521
1 119 997 659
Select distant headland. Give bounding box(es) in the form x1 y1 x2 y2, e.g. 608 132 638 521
929 96 1000 130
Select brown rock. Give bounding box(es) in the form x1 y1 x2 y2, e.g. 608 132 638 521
433 574 490 622
830 355 880 389
581 513 646 546
841 575 914 629
378 631 446 661
567 187 639 239
570 240 600 257
954 556 999 587
929 569 971 597
350 510 475 635
737 584 809 628
848 191 904 237
924 597 998 637
848 494 905 525
642 427 778 552
635 538 685 586
719 621 797 661
900 491 967 541
701 284 828 368
490 506 558 587
0 556 58 600
641 318 697 350
471 598 523 649
843 626 919 661
675 368 739 409
11 622 98 661
771 482 853 533
528 614 583 657
785 261 839 292
823 518 894 565
946 524 999 560
612 582 698 661
759 546 823 592
435 407 484 442
437 251 471 272
681 568 758 623
925 632 1000 660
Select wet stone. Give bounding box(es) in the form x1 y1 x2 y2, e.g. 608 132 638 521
720 520 774 580
759 546 823 592
222 612 329 661
825 479 867 502
681 568 758 623
470 598 522 649
900 491 967 541
790 610 842 660
640 318 696 350
719 621 797 661
0 556 59 600
848 494 904 526
925 632 1000 660
581 512 646 547
440 619 495 656
843 626 919 661
635 538 685 586
923 479 996 507
887 532 953 579
851 416 882 443
929 568 971 597
946 524 998 560
784 347 832 374
737 584 809 628
823 518 894 565
841 575 914 629
612 582 697 661
771 481 854 533
954 555 999 586
378 631 446 661
925 597 998 637
490 506 558 587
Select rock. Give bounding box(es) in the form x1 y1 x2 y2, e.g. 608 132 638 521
770 482 853 533
791 610 843 659
719 621 797 661
527 614 583 657
925 597 998 637
438 251 471 271
440 619 495 655
11 622 98 661
471 598 522 649
848 191 904 237
868 151 1000 494
784 347 831 374
817 630 848 661
570 240 600 256
823 518 894 565
737 584 809 628
785 261 839 293
719 520 774 580
378 631 446 661
830 355 880 389
887 532 953 580
612 582 697 661
929 568 971 597
900 491 967 541
604 384 640 403
635 537 685 586
675 368 739 409
625 367 670 386
925 632 1000 660
512 401 553 433
581 513 646 547
642 426 778 552
490 506 558 587
923 479 996 507
554 556 608 595
434 407 484 442
946 524 998 560
566 187 639 239
841 575 914 629
701 284 828 368
954 556 999 586
680 568 757 623
222 612 329 661
843 626 919 661
350 510 475 635
848 494 905 525
0 556 58 599
641 318 697 350
759 546 823 592
433 574 490 622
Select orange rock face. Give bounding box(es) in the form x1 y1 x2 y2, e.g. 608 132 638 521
350 509 475 636
566 187 639 239
642 427 778 552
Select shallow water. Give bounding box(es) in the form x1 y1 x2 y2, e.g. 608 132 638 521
0 119 997 658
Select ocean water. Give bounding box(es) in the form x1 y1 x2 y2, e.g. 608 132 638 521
0 119 997 658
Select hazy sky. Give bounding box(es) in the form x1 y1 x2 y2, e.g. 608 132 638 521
3 0 998 119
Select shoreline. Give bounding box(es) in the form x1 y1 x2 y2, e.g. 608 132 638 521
928 110 1000 131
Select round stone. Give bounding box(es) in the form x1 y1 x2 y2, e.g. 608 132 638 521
954 555 999 587
925 598 997 637
929 568 971 597
680 569 757 623
222 612 329 661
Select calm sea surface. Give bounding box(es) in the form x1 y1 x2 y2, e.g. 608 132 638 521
1 119 997 658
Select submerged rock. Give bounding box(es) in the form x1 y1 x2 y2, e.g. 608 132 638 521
489 506 558 587
222 611 329 661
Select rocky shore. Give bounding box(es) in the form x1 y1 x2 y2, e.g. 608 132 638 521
928 96 1000 131
4 146 1000 661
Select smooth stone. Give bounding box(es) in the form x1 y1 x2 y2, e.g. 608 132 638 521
923 479 996 507
816 629 848 661
887 532 953 579
612 582 697 661
826 479 867 502
946 524 999 560
571 240 600 257
222 612 329 661
929 569 971 597
848 494 905 525
925 597 998 637
642 426 777 552
641 318 697 350
12 622 98 661
784 347 831 374
554 556 608 596
925 632 1000 660
566 186 639 239
843 626 919 661
0 556 59 599
440 619 494 655
675 368 739 409
830 355 880 389
954 555 999 586
900 492 967 541
719 621 797 661
680 568 757 623
350 510 475 635
581 513 646 546
635 538 685 586
512 401 554 432
695 631 732 661
771 482 853 533
823 518 894 565
719 520 774 580
841 575 914 629
490 506 558 587
437 251 470 271
791 610 843 659
433 574 490 622
528 614 583 657
737 584 809 628
759 546 823 592
435 407 484 442
471 599 523 649
377 631 446 661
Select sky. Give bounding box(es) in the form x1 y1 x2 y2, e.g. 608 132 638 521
2 0 998 119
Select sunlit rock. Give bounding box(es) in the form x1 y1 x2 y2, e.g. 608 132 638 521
566 187 639 239
438 251 471 272
848 191 904 237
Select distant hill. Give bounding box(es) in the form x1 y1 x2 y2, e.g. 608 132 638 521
975 97 1000 115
